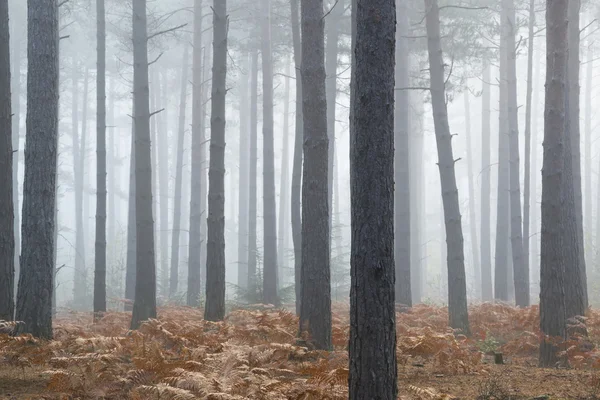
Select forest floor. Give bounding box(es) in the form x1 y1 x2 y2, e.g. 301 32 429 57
0 303 599 399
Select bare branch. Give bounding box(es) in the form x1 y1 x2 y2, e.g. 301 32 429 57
147 23 188 42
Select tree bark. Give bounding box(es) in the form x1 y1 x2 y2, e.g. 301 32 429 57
261 0 279 306
290 0 303 314
170 45 189 298
0 0 14 321
349 0 397 397
15 0 59 338
480 63 492 301
299 0 331 350
130 0 157 329
94 0 107 315
394 0 411 307
188 0 204 307
204 0 227 321
424 0 470 334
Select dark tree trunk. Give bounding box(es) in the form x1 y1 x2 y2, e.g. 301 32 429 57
424 0 470 334
348 0 397 397
290 0 303 315
188 0 204 307
170 45 189 297
130 0 157 329
15 0 59 338
204 0 227 321
248 48 258 298
539 0 567 367
0 0 14 322
94 0 107 315
480 64 492 301
394 0 411 307
299 0 331 351
261 0 279 306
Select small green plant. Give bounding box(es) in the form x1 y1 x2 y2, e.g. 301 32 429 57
478 333 500 354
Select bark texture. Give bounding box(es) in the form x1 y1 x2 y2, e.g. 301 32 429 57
348 0 398 397
299 0 331 351
539 0 567 367
204 0 227 322
424 0 470 334
16 0 59 338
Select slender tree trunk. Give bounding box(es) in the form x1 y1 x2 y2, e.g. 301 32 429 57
0 0 14 321
290 0 303 314
170 45 189 298
424 0 470 334
80 68 90 305
16 0 59 338
261 0 279 306
94 0 107 315
349 0 397 396
504 0 528 307
248 48 258 298
108 75 116 259
299 0 331 350
204 0 228 321
130 0 157 329
125 121 136 311
531 40 541 292
188 0 204 307
463 90 480 300
10 18 20 303
410 92 424 304
157 70 169 298
237 54 249 290
277 57 290 287
539 0 567 367
567 0 588 309
585 22 593 263
394 0 411 307
480 63 492 301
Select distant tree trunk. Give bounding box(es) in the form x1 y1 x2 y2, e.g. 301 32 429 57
325 0 342 250
80 67 90 304
261 0 279 306
15 0 59 339
522 0 535 301
130 0 157 329
125 121 136 311
424 0 470 334
238 53 249 290
299 0 331 350
170 45 189 298
410 91 424 304
585 24 593 263
539 0 567 367
530 41 541 291
480 63 493 301
94 0 107 315
504 0 528 307
394 0 411 307
248 48 258 298
463 90 480 300
277 57 290 287
0 0 14 321
290 0 303 314
108 75 116 258
10 18 20 302
157 71 169 298
495 13 510 302
188 0 204 307
567 0 588 310
204 0 227 322
349 0 397 397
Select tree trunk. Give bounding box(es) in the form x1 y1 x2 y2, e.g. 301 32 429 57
585 22 594 265
424 0 470 334
237 54 249 291
188 0 204 307
261 0 279 306
10 17 20 303
410 91 424 304
290 0 303 315
480 63 492 301
463 90 480 300
157 71 169 298
349 0 397 396
567 0 588 309
94 0 107 315
539 0 567 367
125 120 136 311
130 0 157 329
299 0 331 350
495 14 510 302
394 0 411 307
204 0 227 321
108 74 116 261
530 38 541 294
170 45 189 298
248 47 258 299
0 0 14 321
504 0 528 307
277 57 290 287
15 0 59 338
